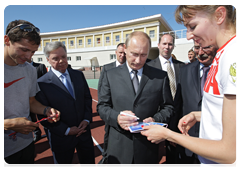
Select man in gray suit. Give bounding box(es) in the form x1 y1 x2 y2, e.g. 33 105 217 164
147 33 185 163
98 43 126 163
97 31 174 164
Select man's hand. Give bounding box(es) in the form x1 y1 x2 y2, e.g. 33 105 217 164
45 107 60 123
68 120 88 137
77 120 88 137
143 117 155 123
4 117 39 135
117 110 138 131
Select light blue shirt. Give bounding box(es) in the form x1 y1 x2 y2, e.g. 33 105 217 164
51 67 89 135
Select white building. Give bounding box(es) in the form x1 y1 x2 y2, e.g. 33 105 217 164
33 14 193 70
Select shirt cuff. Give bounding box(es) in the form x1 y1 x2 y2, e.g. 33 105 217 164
65 127 71 136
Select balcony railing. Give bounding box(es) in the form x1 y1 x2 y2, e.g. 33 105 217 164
159 29 187 39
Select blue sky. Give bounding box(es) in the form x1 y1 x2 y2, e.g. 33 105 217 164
4 5 187 34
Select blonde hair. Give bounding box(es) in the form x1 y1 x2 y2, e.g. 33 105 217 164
175 5 236 32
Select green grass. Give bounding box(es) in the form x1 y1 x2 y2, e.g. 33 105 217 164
86 79 99 89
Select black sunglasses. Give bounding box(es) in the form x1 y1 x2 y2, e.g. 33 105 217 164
7 24 40 36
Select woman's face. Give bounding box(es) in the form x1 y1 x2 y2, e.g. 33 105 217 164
184 10 218 48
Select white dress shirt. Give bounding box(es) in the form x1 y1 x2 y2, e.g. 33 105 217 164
126 62 143 83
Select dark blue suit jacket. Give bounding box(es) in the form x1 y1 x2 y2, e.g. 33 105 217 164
36 68 93 153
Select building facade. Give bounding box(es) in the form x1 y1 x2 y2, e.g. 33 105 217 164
33 14 193 70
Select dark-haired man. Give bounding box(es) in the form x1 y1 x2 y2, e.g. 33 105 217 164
147 33 185 163
97 32 174 164
4 20 60 164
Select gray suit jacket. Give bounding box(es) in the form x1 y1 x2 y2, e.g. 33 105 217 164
97 63 174 163
147 57 185 84
98 61 116 93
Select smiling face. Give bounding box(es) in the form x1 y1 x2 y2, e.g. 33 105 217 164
4 36 39 66
197 45 217 66
184 10 218 48
47 47 68 73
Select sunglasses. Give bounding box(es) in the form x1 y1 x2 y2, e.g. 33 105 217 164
7 24 40 36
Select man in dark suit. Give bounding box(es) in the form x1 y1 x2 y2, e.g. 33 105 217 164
98 43 126 164
173 45 217 163
147 33 185 163
26 59 48 142
36 41 95 164
97 31 174 164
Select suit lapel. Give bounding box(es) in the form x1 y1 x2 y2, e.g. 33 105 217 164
134 64 149 100
68 68 80 99
120 64 136 96
172 59 180 83
155 57 162 70
48 69 73 99
191 61 201 99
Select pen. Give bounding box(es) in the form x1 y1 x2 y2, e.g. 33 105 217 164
120 112 140 120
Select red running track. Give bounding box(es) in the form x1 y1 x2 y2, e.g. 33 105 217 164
34 88 166 164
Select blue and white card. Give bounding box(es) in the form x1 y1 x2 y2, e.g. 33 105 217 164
128 122 168 133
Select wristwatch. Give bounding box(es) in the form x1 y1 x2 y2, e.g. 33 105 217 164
43 106 50 117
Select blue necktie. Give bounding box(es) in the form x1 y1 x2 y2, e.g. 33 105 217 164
61 73 74 98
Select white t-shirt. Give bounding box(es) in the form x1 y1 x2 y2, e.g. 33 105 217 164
198 36 237 164
4 62 39 158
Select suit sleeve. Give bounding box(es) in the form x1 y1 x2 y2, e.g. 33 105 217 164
81 72 93 123
152 75 174 124
35 86 69 138
97 65 106 94
97 71 123 132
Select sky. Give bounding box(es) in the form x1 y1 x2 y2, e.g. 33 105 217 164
4 5 187 34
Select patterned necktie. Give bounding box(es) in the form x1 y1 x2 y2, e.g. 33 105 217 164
201 66 210 96
61 73 74 98
131 70 139 94
166 60 176 99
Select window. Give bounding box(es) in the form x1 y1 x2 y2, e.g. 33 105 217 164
97 38 101 44
110 54 116 60
126 34 129 39
67 57 71 61
62 41 65 45
149 30 155 38
79 39 82 45
106 36 110 43
38 58 42 62
88 39 91 45
76 56 81 61
115 35 120 42
70 40 74 46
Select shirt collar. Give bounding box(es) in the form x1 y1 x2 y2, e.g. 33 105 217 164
126 61 143 76
116 60 122 67
159 55 173 64
51 67 69 78
199 62 211 69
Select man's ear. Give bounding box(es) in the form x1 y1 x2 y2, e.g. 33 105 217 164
214 6 226 25
4 35 11 46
